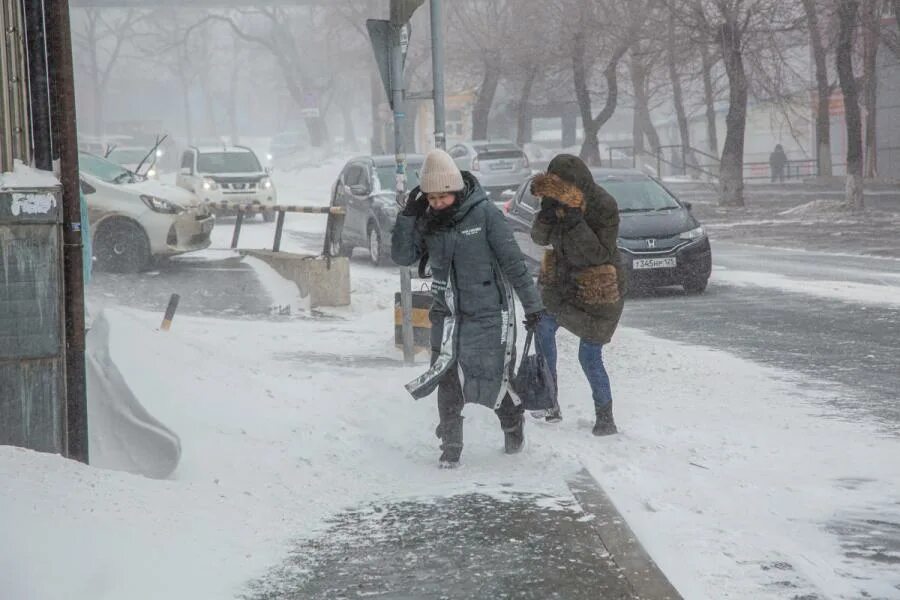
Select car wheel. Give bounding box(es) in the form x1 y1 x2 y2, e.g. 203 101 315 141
328 232 353 258
367 224 389 266
683 275 709 294
94 219 151 273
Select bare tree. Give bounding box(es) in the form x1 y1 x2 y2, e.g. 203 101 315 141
448 1 516 140
861 0 881 177
699 43 721 156
673 1 802 206
666 10 698 175
72 8 145 137
835 0 864 211
801 0 836 177
572 0 647 166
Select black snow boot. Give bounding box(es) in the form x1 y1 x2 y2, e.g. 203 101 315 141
592 402 618 436
502 414 525 454
436 417 463 468
544 407 563 423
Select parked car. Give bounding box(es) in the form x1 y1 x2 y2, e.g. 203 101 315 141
175 145 276 221
505 168 712 293
329 155 425 266
448 141 531 200
79 151 215 273
106 146 162 179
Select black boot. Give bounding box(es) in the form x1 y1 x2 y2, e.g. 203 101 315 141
502 414 525 454
592 402 618 436
436 417 463 468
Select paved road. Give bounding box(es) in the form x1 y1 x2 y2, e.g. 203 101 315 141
515 234 900 432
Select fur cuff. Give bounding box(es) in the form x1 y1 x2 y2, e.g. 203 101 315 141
532 173 584 211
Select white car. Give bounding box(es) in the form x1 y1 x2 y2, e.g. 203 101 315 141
175 145 277 221
106 146 163 179
80 152 215 273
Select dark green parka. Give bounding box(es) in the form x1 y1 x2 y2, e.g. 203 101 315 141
530 154 625 344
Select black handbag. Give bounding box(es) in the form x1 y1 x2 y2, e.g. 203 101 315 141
512 330 559 412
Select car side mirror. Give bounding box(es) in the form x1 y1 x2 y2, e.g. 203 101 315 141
350 183 370 196
683 201 693 211
79 179 96 195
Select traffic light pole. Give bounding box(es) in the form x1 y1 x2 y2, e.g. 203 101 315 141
430 0 446 150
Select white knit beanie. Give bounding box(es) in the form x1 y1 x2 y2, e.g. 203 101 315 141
419 149 464 194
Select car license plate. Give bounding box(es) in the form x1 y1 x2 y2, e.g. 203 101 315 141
633 257 676 270
489 161 514 171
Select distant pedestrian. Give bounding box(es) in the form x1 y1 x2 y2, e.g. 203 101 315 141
770 144 787 183
530 154 626 436
392 149 545 468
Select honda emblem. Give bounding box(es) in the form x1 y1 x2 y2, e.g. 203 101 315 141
646 239 656 248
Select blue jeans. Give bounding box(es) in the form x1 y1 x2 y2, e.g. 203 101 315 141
534 314 612 409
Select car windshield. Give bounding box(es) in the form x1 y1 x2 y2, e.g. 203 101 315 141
79 151 139 184
107 149 150 165
198 151 261 173
597 177 681 212
376 163 422 192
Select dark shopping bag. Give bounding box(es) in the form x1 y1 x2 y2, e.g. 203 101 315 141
511 330 559 412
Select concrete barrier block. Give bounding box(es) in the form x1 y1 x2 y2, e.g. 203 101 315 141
244 251 350 308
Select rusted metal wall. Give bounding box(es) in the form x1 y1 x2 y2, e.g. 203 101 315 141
0 187 65 453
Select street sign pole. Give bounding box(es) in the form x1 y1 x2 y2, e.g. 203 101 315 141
430 0 446 150
390 23 416 365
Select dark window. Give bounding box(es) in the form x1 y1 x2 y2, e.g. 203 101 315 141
376 163 422 191
181 151 193 170
197 151 261 174
520 187 540 211
345 164 367 187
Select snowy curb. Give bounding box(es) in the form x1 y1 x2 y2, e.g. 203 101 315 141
568 468 683 600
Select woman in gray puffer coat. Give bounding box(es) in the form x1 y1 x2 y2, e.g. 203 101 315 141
392 149 544 468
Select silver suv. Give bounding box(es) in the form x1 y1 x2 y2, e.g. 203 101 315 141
448 141 532 200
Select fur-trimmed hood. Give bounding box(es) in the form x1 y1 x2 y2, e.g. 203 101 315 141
531 173 585 211
531 153 598 211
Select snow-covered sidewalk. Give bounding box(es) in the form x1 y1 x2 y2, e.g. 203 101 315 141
1 256 898 599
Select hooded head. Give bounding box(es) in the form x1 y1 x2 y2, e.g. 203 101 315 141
530 153 596 212
547 154 595 193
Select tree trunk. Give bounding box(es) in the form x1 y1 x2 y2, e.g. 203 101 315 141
515 69 536 147
667 14 696 177
227 39 241 145
802 0 833 177
472 60 501 140
836 0 864 211
861 0 880 178
341 101 358 151
573 21 628 167
718 21 747 207
700 43 719 158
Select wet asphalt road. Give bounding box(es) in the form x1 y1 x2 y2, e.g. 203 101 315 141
514 234 900 433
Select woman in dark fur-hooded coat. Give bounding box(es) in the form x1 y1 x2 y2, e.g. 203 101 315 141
530 154 625 435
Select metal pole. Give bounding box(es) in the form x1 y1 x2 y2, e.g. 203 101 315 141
231 210 244 249
390 19 415 364
273 210 285 252
46 0 87 463
430 0 446 150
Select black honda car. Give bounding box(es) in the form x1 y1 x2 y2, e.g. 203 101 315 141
504 168 712 293
329 155 424 266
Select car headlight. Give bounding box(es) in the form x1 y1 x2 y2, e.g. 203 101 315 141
679 226 705 240
266 153 274 162
141 194 184 214
147 168 157 178
202 177 219 191
155 149 164 158
261 176 273 190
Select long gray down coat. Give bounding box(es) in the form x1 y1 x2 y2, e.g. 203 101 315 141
391 173 543 408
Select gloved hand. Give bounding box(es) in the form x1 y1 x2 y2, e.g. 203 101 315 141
402 188 427 218
524 310 546 331
559 207 583 229
536 197 560 224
